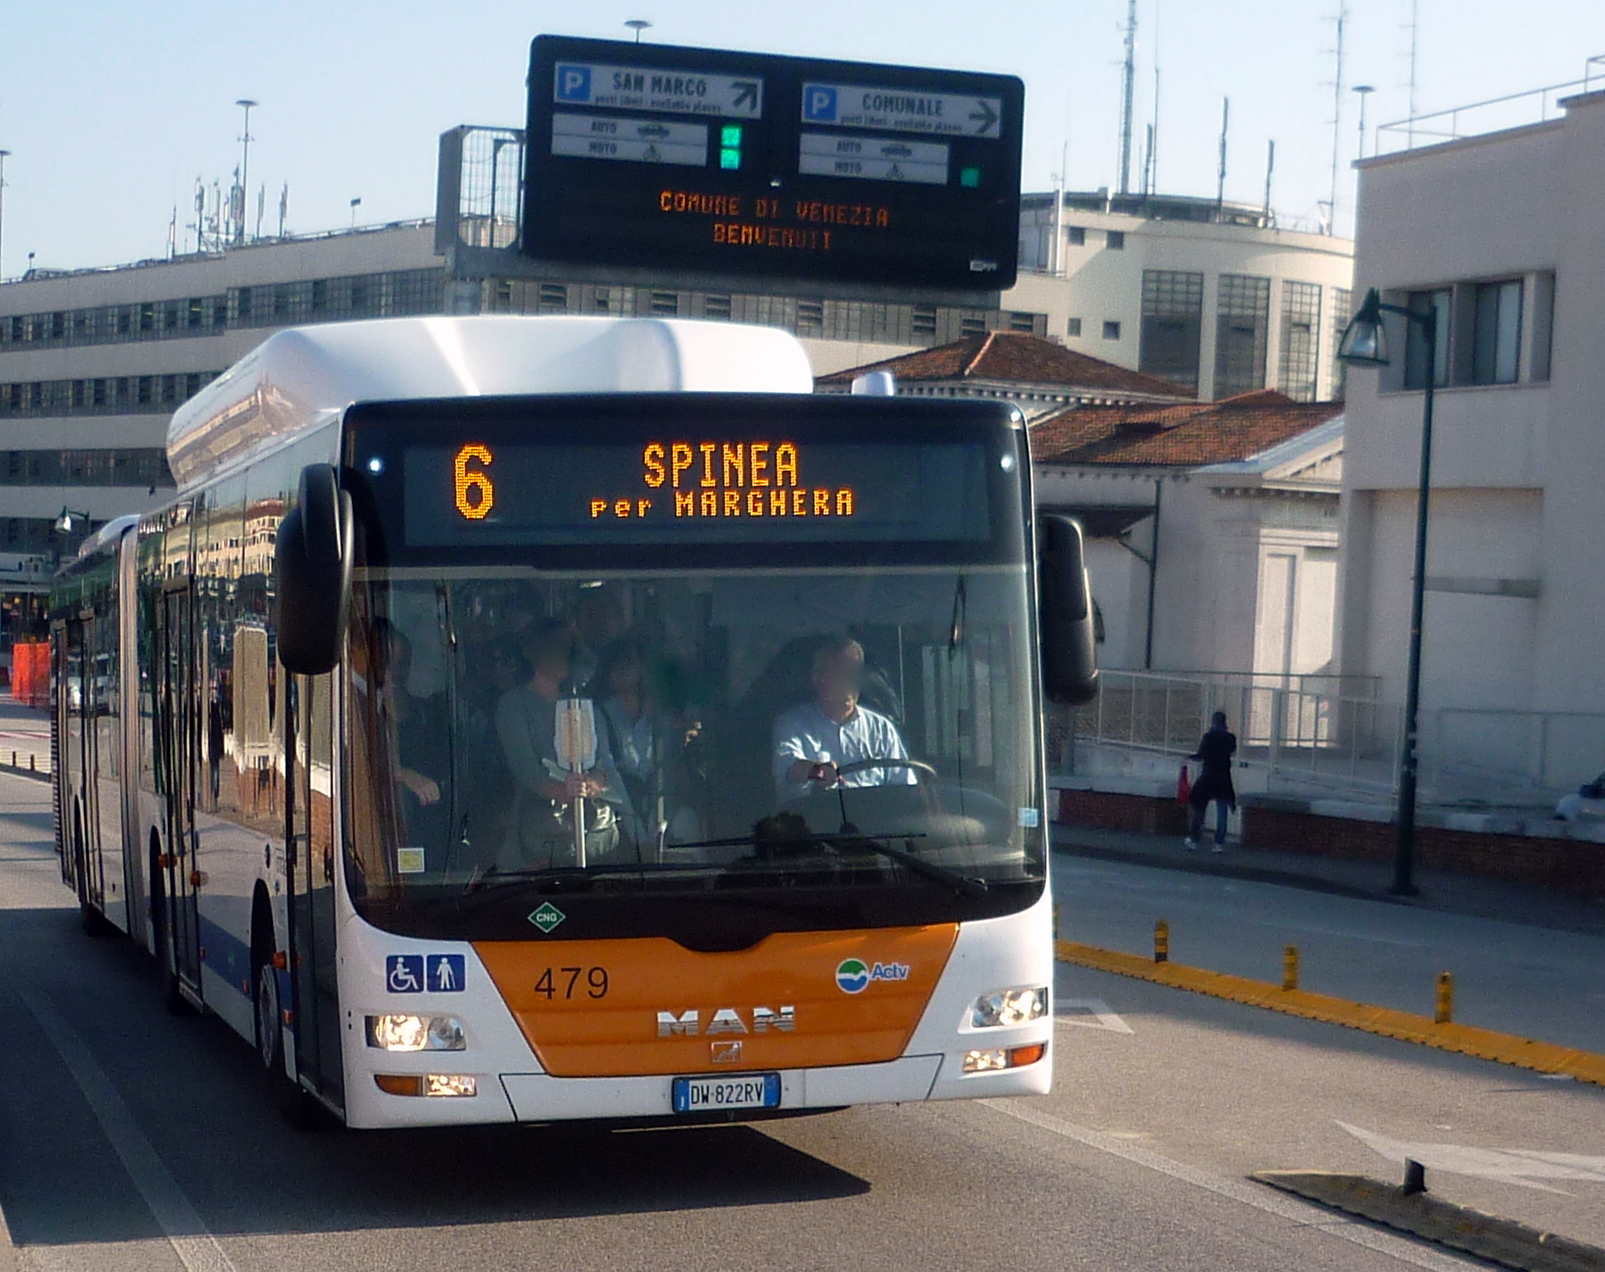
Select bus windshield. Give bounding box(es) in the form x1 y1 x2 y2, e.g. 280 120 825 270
345 565 1043 941
340 397 1045 943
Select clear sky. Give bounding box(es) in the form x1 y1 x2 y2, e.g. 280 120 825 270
3 0 1604 276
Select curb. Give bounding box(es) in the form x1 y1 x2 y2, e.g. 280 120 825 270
0 762 50 784
1052 840 1389 902
1054 939 1605 1086
0 1202 17 1272
1253 1171 1605 1272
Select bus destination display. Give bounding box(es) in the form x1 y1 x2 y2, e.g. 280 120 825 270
523 35 1024 291
402 438 990 547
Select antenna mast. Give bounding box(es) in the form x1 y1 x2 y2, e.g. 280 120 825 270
1407 0 1420 146
1216 97 1229 213
1118 0 1137 195
1149 0 1161 195
1326 6 1347 236
1262 139 1275 223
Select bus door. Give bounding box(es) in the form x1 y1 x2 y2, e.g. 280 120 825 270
60 616 103 902
158 581 203 994
51 622 75 888
288 674 344 1106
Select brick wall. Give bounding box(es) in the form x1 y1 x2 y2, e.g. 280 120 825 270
1243 806 1605 899
1055 788 1605 898
1057 788 1189 836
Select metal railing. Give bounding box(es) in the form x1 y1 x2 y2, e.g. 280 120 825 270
1424 707 1605 799
1047 670 1402 794
1375 59 1605 156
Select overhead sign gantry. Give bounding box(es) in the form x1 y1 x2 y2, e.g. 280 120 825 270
522 35 1024 292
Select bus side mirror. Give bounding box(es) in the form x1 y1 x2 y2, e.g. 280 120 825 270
274 463 353 676
1038 514 1098 706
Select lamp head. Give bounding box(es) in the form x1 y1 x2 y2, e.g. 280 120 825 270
1338 287 1389 367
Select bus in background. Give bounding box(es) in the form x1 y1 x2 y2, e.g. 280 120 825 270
51 314 1096 1129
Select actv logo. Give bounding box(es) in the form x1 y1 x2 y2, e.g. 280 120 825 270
835 959 911 994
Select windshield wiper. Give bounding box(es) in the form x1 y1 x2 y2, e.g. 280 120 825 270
834 831 989 898
667 830 989 899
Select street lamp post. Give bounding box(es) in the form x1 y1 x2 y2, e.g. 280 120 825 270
1338 286 1437 896
625 19 651 42
1353 85 1375 161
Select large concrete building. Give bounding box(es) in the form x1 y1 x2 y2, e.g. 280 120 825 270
0 126 1353 661
1337 80 1605 797
1014 192 1355 404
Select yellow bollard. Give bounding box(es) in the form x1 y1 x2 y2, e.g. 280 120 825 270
1282 944 1299 992
1435 971 1453 1024
1154 919 1169 964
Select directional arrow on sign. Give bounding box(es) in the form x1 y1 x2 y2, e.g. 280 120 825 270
732 80 760 111
1338 1121 1605 1194
969 98 1000 135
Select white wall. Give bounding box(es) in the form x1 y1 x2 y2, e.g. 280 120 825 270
1036 465 1339 678
1339 96 1605 789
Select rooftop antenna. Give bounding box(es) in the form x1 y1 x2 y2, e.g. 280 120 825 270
1117 0 1138 195
1262 138 1275 223
1052 139 1067 274
0 149 10 281
1406 0 1420 147
235 99 257 246
1326 6 1347 236
278 182 288 239
1215 97 1229 213
1148 0 1162 195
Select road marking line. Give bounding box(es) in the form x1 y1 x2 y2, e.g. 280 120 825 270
1055 997 1134 1034
1338 1121 1605 1192
1056 939 1605 1086
23 992 239 1272
981 1100 1477 1271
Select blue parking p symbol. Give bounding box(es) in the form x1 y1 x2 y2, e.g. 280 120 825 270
804 85 838 121
556 65 592 102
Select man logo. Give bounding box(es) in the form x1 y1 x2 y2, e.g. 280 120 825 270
836 958 910 994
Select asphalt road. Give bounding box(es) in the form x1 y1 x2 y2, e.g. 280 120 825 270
3 768 1602 1271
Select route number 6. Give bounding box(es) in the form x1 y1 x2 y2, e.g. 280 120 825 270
454 443 494 520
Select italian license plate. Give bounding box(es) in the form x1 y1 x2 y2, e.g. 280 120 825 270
671 1072 782 1114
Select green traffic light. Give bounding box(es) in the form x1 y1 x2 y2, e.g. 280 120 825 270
721 124 743 148
719 148 741 170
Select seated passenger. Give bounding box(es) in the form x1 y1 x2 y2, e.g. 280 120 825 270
772 636 918 805
494 621 625 868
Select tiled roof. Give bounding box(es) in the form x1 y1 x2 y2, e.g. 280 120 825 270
816 332 1193 399
1030 391 1344 467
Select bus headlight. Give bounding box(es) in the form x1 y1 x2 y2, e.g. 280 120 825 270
970 987 1048 1029
366 1015 467 1051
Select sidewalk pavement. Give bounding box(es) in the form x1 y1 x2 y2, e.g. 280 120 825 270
0 697 50 778
1051 820 1605 938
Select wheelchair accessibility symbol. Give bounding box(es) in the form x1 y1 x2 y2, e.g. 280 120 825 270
386 954 424 993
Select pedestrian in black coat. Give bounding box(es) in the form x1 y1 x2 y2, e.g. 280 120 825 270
1186 711 1237 852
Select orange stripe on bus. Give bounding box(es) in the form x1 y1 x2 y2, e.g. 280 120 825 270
474 926 958 1078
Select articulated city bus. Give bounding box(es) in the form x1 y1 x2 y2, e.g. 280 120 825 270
52 315 1095 1128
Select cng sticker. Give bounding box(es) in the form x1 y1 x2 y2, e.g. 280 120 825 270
529 902 566 934
835 958 911 994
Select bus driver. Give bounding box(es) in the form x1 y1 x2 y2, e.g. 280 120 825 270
773 636 918 804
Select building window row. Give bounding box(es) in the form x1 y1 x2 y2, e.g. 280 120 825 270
0 267 446 352
1396 273 1550 391
1277 280 1322 403
0 371 223 419
0 448 173 488
480 280 1045 345
0 517 76 554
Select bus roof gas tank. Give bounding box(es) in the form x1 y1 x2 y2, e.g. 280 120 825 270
166 315 815 493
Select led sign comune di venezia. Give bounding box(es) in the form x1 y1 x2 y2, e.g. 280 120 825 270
522 35 1024 291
